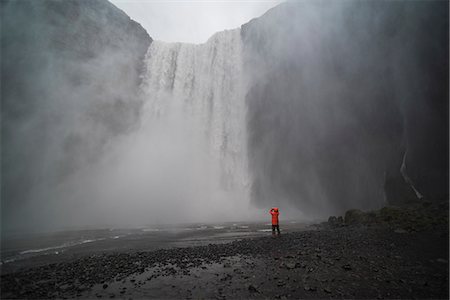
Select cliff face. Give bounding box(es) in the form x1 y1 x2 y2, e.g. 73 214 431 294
1 0 152 231
242 1 448 216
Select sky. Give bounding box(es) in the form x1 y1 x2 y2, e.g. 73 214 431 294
110 0 283 44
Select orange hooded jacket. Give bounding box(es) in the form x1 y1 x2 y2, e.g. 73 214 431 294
270 208 279 225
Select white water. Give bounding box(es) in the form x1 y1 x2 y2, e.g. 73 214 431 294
140 29 250 220
19 238 106 255
96 29 256 224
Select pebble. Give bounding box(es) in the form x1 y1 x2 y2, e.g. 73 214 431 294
304 285 317 292
342 264 352 271
277 280 286 286
248 285 260 293
285 262 296 269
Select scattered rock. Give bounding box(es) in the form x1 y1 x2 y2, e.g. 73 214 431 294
2 202 447 299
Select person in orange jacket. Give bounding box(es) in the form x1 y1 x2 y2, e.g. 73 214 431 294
270 207 280 235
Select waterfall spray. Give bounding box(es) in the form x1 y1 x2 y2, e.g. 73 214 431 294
104 29 253 223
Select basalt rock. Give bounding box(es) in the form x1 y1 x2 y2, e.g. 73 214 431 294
1 0 152 231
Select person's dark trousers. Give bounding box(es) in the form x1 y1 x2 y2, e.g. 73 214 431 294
272 225 280 235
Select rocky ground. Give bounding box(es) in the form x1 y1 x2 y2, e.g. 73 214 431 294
1 202 448 299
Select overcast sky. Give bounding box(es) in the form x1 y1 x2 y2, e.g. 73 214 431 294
110 0 283 44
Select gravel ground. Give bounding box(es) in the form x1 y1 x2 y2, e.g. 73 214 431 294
1 220 448 299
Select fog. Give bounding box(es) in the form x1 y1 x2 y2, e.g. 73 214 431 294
1 0 447 233
242 1 448 218
1 0 151 233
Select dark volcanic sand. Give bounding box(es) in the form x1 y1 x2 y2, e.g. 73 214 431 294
1 222 448 299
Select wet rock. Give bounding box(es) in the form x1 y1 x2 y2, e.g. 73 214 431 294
277 280 286 286
283 262 297 270
304 285 317 292
248 285 260 293
342 264 352 271
220 274 232 281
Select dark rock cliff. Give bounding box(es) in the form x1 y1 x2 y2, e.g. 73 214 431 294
1 0 152 230
242 1 448 216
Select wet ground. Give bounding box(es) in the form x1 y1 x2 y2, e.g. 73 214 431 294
1 220 448 299
0 221 309 273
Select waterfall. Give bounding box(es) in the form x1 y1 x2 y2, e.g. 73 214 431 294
122 29 250 222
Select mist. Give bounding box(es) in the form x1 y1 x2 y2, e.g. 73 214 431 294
1 0 151 232
242 0 448 218
1 0 448 234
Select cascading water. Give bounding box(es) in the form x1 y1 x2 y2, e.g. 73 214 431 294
112 29 252 223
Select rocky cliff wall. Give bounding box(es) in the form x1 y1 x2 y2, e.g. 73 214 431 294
242 1 448 217
1 0 152 231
